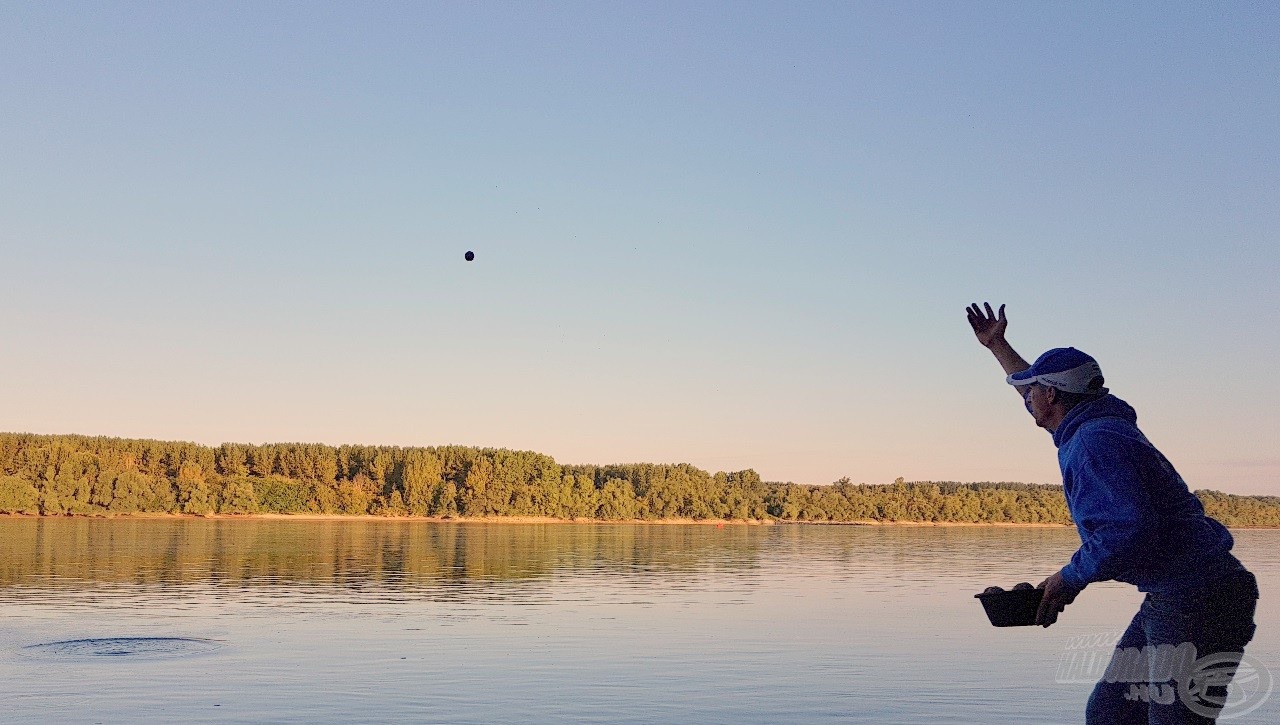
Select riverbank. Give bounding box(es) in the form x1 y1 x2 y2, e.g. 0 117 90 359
0 512 1103 527
4 512 1277 528
0 512 774 525
800 519 1072 527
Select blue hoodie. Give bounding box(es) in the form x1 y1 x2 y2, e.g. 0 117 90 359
1052 394 1244 593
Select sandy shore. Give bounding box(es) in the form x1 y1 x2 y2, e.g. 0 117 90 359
0 512 1062 526
0 512 772 525
798 519 1072 527
2 513 1274 528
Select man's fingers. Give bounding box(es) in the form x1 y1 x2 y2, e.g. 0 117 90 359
964 302 1006 325
1038 598 1061 627
1036 591 1069 627
966 306 986 333
1047 600 1066 627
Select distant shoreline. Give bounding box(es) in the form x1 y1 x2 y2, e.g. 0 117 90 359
5 433 1278 526
3 512 1276 528
790 519 1071 528
0 512 1058 526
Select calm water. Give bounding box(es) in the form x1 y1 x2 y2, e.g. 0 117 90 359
0 519 1275 723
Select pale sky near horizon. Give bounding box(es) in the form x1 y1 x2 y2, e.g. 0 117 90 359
2 2 1277 494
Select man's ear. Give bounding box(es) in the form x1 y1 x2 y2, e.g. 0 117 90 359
1043 386 1059 405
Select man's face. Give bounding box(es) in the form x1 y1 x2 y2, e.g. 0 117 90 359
1019 383 1052 429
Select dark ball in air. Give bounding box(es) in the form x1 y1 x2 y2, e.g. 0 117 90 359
464 250 475 261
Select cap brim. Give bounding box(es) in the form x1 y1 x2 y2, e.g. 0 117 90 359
1006 370 1037 386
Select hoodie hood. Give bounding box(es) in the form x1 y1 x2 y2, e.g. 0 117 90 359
1052 394 1137 448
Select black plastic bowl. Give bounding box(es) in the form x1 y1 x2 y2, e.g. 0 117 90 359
975 587 1044 627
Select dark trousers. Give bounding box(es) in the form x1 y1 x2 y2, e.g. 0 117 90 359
1086 571 1259 724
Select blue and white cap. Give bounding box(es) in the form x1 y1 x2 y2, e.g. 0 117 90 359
1006 347 1108 395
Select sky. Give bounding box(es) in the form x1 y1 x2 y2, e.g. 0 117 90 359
2 2 1277 494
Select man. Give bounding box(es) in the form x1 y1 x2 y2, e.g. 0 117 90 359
966 302 1258 724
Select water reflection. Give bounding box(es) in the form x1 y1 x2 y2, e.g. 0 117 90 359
0 518 1100 614
0 519 772 605
0 518 1264 611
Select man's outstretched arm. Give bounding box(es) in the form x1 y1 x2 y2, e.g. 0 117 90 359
966 302 1031 384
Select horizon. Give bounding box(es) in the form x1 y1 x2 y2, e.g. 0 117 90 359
3 3 1277 495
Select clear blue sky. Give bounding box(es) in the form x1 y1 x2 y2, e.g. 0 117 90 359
2 2 1277 494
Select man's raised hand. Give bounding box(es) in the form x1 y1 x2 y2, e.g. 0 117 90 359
966 302 1007 349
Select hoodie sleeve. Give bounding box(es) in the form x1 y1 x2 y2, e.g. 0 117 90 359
1059 427 1157 589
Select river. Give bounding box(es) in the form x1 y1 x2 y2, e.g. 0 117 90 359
0 519 1274 723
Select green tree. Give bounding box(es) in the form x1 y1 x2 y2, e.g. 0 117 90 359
248 446 276 477
402 450 442 516
217 444 249 476
256 475 313 514
338 473 377 515
0 475 40 514
596 478 639 520
460 456 494 516
177 461 213 515
90 468 116 508
109 471 151 512
219 476 259 514
432 479 459 517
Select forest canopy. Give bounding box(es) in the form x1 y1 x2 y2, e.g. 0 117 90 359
1 433 1277 527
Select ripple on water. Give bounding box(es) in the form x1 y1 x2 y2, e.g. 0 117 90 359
22 637 223 660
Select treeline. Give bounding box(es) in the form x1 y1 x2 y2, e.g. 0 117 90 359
1 433 1278 527
1195 489 1280 528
